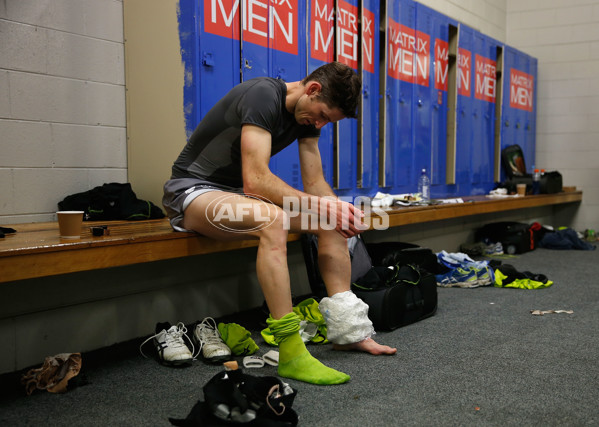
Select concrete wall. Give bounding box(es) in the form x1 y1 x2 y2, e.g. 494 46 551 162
0 0 127 224
506 0 599 231
415 0 507 41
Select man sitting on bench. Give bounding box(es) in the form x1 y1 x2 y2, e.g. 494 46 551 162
163 62 396 385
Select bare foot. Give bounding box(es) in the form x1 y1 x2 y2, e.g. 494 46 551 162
333 337 397 355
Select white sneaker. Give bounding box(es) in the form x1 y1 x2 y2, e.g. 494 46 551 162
140 322 194 366
193 317 231 363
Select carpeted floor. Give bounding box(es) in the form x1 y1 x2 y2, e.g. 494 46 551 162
1 247 597 426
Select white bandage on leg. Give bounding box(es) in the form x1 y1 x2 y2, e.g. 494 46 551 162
319 291 374 345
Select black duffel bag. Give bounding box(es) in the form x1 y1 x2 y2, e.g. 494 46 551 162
351 264 437 331
476 221 546 254
302 234 438 331
367 241 450 274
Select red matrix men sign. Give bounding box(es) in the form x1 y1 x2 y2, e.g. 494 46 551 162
457 48 471 96
204 0 298 55
434 39 448 91
510 69 534 111
310 0 375 73
474 54 497 103
387 18 431 86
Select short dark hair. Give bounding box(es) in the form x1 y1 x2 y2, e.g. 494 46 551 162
301 62 361 119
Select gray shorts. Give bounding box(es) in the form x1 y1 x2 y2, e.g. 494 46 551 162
162 177 244 231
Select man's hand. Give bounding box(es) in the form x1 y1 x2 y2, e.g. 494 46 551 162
322 198 368 238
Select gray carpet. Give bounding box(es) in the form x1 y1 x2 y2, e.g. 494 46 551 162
1 248 598 426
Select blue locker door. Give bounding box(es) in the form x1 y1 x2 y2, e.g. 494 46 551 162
186 0 241 134
240 0 304 81
383 0 401 189
240 0 306 190
308 0 335 187
360 0 380 191
471 32 497 190
385 0 416 193
429 9 455 191
470 31 484 185
482 36 498 187
335 0 359 191
501 45 517 180
414 4 433 191
455 24 474 192
513 51 527 163
524 54 537 167
396 0 416 192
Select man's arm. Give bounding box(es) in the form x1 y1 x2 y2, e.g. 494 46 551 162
298 136 366 237
297 136 335 198
240 124 309 206
241 125 364 237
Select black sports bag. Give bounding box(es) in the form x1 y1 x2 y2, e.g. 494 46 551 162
351 264 437 331
301 234 438 331
540 171 563 194
366 241 450 274
476 221 540 254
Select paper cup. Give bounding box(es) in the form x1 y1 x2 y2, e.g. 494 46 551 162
57 211 84 239
516 183 526 196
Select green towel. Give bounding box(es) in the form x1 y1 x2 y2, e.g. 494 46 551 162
217 322 259 356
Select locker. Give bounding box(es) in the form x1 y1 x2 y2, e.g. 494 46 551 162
501 46 536 179
500 45 518 180
385 0 416 193
413 4 433 190
335 0 360 191
179 0 539 200
381 0 397 189
512 51 527 164
454 23 474 193
471 31 498 191
396 0 416 192
308 0 335 187
359 0 380 192
240 0 304 82
428 9 456 191
183 0 242 133
414 5 456 197
239 0 306 189
524 54 537 166
239 0 307 190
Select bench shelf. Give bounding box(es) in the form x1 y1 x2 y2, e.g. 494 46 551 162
0 191 582 283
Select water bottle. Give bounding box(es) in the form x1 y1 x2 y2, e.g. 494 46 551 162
418 168 430 202
532 169 541 195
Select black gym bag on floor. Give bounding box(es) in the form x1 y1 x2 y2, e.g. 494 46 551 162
301 234 438 331
351 263 438 331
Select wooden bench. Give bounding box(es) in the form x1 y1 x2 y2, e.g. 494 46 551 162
0 191 582 283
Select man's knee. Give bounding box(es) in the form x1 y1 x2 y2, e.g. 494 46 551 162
315 228 346 247
257 206 289 244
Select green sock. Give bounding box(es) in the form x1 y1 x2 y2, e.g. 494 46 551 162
267 312 350 385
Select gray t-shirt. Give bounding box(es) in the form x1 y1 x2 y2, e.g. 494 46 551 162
171 77 320 188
